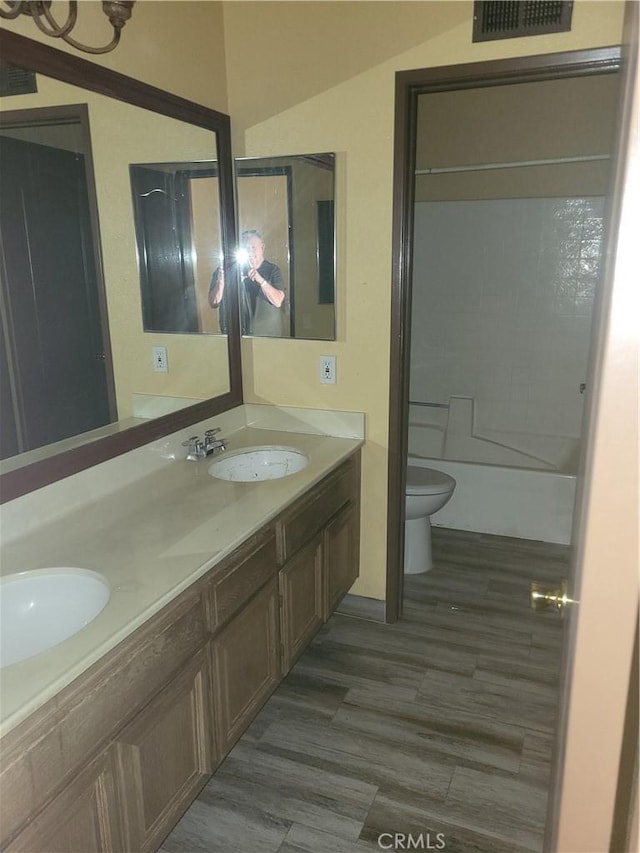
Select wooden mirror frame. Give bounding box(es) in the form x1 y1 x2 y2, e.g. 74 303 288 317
0 30 243 503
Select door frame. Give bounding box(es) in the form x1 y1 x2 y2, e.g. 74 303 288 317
386 44 621 618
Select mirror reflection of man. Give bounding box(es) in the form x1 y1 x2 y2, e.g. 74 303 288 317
208 230 285 336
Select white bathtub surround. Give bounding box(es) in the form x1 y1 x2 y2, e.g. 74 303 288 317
0 404 365 546
411 196 605 438
408 197 596 546
407 399 578 544
410 455 576 545
409 398 580 473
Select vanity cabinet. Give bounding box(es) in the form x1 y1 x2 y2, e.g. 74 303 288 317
0 449 361 853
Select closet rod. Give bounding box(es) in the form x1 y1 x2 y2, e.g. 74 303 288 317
415 154 610 176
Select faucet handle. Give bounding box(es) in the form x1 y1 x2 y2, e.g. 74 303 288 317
182 435 201 448
204 427 221 439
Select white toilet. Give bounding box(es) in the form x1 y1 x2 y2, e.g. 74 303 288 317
404 465 456 574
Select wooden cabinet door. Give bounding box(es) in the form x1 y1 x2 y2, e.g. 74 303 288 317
279 536 324 674
212 577 281 756
324 501 360 619
6 750 122 852
115 648 214 853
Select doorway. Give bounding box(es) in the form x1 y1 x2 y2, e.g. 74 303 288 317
386 44 628 848
385 45 622 617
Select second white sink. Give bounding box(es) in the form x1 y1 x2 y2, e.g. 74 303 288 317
0 568 111 668
209 446 309 482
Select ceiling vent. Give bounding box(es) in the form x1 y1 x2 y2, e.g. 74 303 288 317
472 1 573 42
0 63 38 97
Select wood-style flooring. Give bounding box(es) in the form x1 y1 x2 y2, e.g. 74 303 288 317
161 527 568 853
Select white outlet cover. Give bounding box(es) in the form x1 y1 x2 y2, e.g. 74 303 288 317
320 355 336 384
152 345 168 373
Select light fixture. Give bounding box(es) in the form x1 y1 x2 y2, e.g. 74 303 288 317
0 1 135 54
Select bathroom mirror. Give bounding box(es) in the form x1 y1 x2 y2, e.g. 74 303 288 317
234 153 336 340
0 31 242 502
128 151 336 339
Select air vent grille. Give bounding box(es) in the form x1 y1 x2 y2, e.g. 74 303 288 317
473 1 573 42
0 63 38 97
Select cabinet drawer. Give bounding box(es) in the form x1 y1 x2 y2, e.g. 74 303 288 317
207 531 278 631
277 455 358 564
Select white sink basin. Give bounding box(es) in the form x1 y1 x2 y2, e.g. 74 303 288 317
0 568 111 668
209 446 309 482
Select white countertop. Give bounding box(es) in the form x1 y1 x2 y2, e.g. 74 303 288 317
0 426 363 738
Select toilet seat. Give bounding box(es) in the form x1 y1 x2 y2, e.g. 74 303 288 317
406 465 456 496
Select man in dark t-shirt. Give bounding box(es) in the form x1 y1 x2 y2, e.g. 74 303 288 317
208 230 285 336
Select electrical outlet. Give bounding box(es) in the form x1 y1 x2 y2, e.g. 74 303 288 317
319 355 336 384
152 346 168 373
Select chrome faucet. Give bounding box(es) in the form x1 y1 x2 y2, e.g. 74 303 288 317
182 427 226 461
182 435 205 461
204 428 226 455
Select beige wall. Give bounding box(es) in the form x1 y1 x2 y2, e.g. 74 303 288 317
223 0 626 600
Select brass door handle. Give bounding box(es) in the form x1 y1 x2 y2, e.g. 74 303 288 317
530 579 576 615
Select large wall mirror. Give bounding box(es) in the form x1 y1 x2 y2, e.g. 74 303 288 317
131 151 337 341
0 31 242 502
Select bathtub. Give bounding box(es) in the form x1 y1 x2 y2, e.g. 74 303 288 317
409 454 576 545
408 398 579 545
